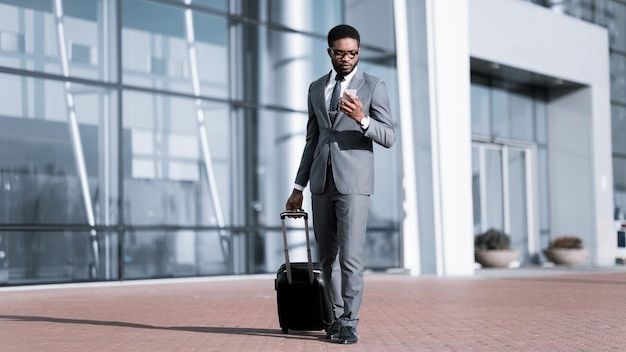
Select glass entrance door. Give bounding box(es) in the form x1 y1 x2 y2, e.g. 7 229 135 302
472 141 537 265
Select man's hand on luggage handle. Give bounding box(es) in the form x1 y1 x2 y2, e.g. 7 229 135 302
285 189 304 217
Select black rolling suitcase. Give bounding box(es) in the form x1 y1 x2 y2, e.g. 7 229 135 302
275 210 334 333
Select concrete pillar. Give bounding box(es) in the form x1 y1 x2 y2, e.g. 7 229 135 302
424 0 475 275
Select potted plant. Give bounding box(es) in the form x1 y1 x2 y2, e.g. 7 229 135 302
543 236 588 266
474 228 520 268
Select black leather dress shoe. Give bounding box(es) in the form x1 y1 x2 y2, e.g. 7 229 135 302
326 322 340 340
337 326 358 344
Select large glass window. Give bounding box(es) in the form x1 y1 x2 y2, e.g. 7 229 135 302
0 230 117 284
122 0 228 98
346 0 396 52
609 1 626 53
0 73 118 226
0 0 117 82
264 0 342 35
470 76 549 264
172 0 227 12
255 24 327 110
122 90 231 227
123 229 231 279
611 52 626 105
492 84 535 141
613 105 626 217
0 0 402 285
471 76 547 143
615 157 626 217
471 77 491 137
613 104 626 155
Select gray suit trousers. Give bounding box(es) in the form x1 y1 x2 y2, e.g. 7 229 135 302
312 167 370 328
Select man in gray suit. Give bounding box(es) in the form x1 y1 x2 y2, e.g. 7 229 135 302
285 24 396 344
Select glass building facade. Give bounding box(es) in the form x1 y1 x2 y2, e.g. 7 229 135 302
0 0 623 285
0 0 402 285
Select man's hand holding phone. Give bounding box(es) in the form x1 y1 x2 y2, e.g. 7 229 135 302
344 89 357 100
340 89 365 123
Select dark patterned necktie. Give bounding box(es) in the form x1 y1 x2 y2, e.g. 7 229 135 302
329 74 344 125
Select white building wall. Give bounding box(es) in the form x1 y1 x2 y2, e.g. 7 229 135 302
469 0 606 85
425 0 475 275
394 0 421 275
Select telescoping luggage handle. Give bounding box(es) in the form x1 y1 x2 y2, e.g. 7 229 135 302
280 210 314 285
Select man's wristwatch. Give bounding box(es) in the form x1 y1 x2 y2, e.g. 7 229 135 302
359 115 370 129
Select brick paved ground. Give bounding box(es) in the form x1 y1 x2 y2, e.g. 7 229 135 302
2 268 626 351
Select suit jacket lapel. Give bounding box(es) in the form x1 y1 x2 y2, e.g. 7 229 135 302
348 69 365 93
313 72 332 127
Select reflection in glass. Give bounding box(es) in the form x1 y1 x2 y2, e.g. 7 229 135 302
0 73 118 226
172 0 227 12
123 230 232 279
472 146 505 234
485 149 504 230
612 105 626 155
122 0 228 98
122 91 230 228
491 86 508 139
611 52 626 105
508 89 534 141
0 231 118 284
365 229 401 269
472 78 546 142
615 156 626 191
472 148 482 234
538 148 550 239
609 1 626 52
534 90 548 144
264 0 341 36
346 0 396 52
472 144 535 264
615 158 626 217
508 148 528 260
471 81 490 137
0 0 117 81
256 24 327 110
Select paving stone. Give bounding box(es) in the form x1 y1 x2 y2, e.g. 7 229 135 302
1 268 626 351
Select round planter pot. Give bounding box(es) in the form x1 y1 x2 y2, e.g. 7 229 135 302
475 250 520 268
543 248 588 266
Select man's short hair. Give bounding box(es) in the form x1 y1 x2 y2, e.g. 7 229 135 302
327 24 360 47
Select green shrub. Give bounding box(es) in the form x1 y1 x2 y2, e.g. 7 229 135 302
475 228 511 250
548 236 583 249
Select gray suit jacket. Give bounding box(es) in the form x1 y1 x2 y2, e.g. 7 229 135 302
295 69 396 195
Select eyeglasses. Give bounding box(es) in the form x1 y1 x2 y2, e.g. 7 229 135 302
330 48 359 59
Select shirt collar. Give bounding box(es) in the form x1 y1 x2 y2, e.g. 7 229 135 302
330 66 358 83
